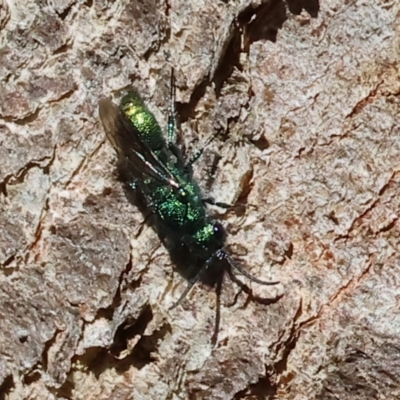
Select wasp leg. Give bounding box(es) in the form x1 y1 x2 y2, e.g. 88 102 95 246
185 131 220 169
168 142 186 168
169 255 215 309
202 197 233 209
205 153 221 189
167 68 177 145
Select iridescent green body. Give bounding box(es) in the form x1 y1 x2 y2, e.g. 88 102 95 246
120 91 217 257
120 91 165 153
98 82 279 308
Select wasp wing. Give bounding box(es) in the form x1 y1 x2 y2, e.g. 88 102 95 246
99 98 181 189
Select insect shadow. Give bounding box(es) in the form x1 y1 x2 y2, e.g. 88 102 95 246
120 171 224 286
99 71 280 326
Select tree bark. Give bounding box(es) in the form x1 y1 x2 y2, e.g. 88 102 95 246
1 0 399 399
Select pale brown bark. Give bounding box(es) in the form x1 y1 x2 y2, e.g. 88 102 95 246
1 0 400 399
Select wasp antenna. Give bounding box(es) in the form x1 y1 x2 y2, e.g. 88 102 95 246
221 250 280 286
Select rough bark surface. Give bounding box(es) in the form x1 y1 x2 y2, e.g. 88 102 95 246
1 0 399 399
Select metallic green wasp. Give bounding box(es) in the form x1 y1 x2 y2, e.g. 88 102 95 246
99 73 279 308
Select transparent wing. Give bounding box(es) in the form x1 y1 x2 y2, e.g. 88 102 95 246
99 98 181 189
